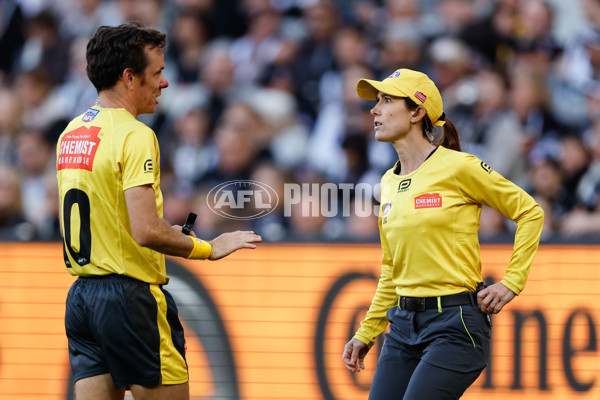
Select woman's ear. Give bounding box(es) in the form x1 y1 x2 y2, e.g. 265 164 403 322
410 106 427 123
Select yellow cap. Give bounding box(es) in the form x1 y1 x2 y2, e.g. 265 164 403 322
356 68 446 127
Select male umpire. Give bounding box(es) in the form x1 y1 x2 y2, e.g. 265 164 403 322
56 22 261 399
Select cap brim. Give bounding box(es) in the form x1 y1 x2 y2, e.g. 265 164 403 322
356 79 380 100
356 79 409 100
357 77 446 126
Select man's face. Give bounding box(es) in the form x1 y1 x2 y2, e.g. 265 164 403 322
134 45 168 115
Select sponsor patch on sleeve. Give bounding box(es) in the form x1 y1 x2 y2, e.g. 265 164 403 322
144 159 153 173
480 161 493 174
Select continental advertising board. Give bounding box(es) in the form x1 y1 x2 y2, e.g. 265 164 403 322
0 243 599 399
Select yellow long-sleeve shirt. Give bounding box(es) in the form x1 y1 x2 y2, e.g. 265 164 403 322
354 146 544 348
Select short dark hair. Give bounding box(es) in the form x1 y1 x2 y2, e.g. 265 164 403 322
86 21 166 92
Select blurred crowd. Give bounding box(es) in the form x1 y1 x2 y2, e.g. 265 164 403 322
1 0 600 242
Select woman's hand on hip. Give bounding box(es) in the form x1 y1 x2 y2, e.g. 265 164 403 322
477 282 516 314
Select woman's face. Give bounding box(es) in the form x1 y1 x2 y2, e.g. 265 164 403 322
370 91 413 142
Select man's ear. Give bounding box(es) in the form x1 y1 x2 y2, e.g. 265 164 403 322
122 68 135 90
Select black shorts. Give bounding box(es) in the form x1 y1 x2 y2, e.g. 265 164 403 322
65 275 188 388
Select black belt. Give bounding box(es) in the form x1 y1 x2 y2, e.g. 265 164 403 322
399 292 473 311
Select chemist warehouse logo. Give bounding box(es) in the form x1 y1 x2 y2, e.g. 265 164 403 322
57 126 101 171
415 193 442 209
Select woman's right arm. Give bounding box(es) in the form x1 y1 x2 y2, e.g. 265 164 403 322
342 216 397 372
352 216 398 348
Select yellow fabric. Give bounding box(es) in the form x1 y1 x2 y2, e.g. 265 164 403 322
356 69 446 126
354 147 544 347
57 106 169 284
149 284 188 384
186 237 212 260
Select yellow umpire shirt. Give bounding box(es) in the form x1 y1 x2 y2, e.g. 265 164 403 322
354 146 544 348
56 106 168 284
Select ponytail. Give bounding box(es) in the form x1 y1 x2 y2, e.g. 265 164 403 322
403 98 462 152
441 117 461 152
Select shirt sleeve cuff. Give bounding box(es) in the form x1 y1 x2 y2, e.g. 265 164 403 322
353 333 375 349
501 278 521 295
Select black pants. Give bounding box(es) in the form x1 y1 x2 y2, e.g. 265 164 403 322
369 303 490 399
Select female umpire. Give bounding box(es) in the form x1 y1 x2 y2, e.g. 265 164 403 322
342 69 544 399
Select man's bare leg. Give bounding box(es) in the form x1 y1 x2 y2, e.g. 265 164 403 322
75 373 126 400
129 382 190 400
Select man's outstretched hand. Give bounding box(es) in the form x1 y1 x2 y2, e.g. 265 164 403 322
208 231 262 260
